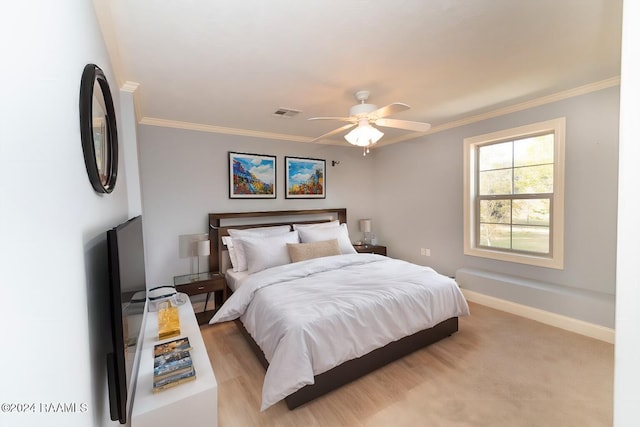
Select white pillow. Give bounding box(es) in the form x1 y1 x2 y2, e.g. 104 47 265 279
227 224 291 238
297 223 357 255
239 231 300 274
220 236 239 271
226 225 291 272
292 220 340 230
221 235 234 247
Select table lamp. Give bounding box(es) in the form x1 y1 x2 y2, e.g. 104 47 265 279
359 219 372 245
194 240 210 279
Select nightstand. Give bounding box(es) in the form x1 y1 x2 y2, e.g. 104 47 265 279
174 272 227 325
353 244 387 256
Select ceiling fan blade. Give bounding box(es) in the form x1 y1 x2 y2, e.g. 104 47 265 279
374 118 432 132
370 102 410 119
308 116 355 123
310 123 356 142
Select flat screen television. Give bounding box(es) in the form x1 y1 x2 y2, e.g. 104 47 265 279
106 215 147 424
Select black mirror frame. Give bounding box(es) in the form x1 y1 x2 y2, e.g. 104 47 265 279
79 63 118 194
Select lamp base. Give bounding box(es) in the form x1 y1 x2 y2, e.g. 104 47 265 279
190 257 201 281
362 232 372 245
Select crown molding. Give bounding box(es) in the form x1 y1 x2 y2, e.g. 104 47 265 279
139 117 314 143
139 76 620 146
377 76 621 146
120 81 139 93
119 81 142 124
430 76 620 134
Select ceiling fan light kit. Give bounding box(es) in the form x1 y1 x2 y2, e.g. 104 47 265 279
344 118 384 156
308 90 431 155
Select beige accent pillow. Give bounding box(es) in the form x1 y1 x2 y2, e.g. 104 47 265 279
287 239 341 263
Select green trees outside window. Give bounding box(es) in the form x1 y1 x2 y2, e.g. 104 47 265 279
476 134 554 255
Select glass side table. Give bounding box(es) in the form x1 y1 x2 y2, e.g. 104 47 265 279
173 272 227 325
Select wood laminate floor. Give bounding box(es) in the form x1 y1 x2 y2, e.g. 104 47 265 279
201 302 613 426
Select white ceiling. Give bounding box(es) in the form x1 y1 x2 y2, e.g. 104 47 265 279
97 0 622 146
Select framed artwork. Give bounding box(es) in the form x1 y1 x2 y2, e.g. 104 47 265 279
229 152 276 198
285 156 326 199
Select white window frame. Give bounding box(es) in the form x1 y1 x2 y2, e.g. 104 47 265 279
463 117 565 269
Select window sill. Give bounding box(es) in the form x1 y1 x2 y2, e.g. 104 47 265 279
464 246 563 270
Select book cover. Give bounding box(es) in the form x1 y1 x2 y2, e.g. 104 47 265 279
154 365 193 382
153 355 193 380
154 349 191 368
153 337 192 357
152 367 196 393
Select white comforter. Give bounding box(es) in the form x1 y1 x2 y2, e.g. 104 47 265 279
210 254 470 410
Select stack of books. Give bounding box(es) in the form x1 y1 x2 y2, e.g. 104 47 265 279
152 337 196 393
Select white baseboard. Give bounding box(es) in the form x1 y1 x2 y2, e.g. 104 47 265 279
461 289 615 344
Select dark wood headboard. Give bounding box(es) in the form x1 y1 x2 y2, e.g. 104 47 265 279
208 208 347 273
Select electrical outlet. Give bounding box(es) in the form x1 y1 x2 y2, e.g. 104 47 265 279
420 248 425 256
420 248 431 256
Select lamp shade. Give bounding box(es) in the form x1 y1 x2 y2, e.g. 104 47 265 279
344 120 384 147
359 219 372 233
197 240 211 257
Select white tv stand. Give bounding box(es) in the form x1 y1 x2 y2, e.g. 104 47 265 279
131 298 217 427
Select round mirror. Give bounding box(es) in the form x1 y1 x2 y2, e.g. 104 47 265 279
80 63 118 193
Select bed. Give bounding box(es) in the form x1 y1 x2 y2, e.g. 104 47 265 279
207 208 469 411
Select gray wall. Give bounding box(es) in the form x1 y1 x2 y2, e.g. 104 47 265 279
373 86 620 327
137 86 619 327
138 127 376 286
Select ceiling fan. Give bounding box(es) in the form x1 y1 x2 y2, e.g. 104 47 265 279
308 90 431 154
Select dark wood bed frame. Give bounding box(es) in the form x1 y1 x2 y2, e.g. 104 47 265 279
208 208 459 409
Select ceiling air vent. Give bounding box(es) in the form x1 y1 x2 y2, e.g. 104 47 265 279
272 108 302 118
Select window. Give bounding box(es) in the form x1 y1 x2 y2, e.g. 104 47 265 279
464 118 565 269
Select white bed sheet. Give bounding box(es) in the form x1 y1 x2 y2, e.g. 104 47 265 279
210 254 470 410
224 268 249 292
